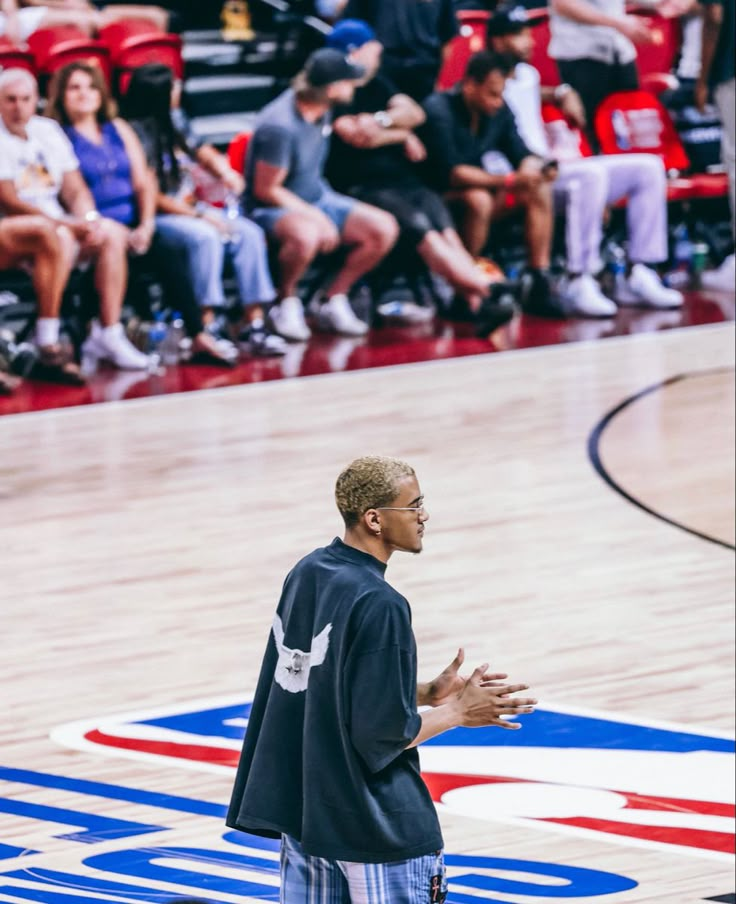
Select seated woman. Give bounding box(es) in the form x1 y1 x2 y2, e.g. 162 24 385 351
47 60 238 365
120 62 285 357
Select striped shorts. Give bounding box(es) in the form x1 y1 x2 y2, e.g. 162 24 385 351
280 834 448 903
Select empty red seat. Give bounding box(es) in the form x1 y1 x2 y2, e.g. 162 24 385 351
595 89 728 202
98 19 183 94
437 10 489 90
227 131 252 175
26 26 111 88
0 37 34 73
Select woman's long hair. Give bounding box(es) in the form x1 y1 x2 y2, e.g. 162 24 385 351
120 63 180 192
47 61 116 126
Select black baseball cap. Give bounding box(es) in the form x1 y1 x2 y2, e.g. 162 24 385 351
304 48 366 87
487 5 543 37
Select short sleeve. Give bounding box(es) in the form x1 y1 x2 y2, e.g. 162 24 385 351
0 138 15 181
344 592 420 774
45 120 79 173
420 94 463 187
249 124 293 172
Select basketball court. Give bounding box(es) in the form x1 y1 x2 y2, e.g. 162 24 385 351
1 321 734 903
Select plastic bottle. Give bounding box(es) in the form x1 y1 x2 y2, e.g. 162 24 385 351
147 312 168 356
222 191 242 246
667 224 693 288
611 110 631 151
160 312 185 366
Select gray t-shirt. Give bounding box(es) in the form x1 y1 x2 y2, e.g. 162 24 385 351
549 0 636 65
245 89 332 209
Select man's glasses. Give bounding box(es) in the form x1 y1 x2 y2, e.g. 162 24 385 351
375 501 426 514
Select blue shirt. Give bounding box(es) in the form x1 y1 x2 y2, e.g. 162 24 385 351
227 538 443 863
65 121 136 226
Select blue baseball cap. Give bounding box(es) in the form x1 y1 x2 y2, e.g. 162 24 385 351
326 19 377 53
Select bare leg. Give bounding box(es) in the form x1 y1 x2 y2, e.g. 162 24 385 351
517 182 553 271
91 221 128 326
0 217 69 317
324 204 398 297
446 188 495 258
273 213 324 298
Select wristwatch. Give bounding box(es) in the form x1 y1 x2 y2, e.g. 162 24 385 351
373 110 394 129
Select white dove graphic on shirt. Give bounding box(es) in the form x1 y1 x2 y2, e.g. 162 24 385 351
272 615 333 693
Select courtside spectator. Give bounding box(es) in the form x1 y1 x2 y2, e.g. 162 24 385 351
698 0 735 290
326 20 514 333
0 213 85 386
0 67 149 369
340 0 458 101
421 51 563 318
46 62 253 366
490 5 683 313
548 0 653 138
122 63 284 360
246 48 399 341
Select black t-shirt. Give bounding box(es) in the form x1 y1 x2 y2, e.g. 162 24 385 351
419 88 533 191
226 538 443 864
342 0 458 68
702 0 735 87
326 74 424 193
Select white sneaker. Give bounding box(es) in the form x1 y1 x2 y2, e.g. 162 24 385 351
376 300 436 324
701 253 735 292
268 297 311 342
565 274 617 318
616 264 684 309
314 294 369 336
82 321 151 370
240 319 288 357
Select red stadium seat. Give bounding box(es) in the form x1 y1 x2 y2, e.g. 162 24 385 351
541 103 594 157
0 37 35 73
98 20 183 95
526 8 560 87
26 26 111 88
437 10 489 90
595 90 728 202
627 9 681 84
227 131 252 175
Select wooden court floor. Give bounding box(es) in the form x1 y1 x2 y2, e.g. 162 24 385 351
1 323 734 904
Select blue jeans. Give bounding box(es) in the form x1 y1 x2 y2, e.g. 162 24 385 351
154 212 276 311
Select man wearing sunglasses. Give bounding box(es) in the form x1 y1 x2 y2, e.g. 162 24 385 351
228 455 535 903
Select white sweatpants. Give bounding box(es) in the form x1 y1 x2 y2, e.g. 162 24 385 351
554 154 669 274
714 78 735 240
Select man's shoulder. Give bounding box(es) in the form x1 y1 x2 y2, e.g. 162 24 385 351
423 89 452 113
516 62 541 85
255 90 297 129
28 115 68 142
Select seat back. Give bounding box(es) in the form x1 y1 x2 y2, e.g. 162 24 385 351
437 10 489 90
112 34 184 95
630 11 682 83
227 131 252 175
595 89 690 172
0 38 35 73
27 27 111 85
541 103 593 159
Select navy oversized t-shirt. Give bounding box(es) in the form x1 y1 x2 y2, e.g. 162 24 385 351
226 538 443 863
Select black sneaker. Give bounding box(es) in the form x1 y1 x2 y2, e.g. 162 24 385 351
239 321 288 357
474 290 517 337
521 270 568 319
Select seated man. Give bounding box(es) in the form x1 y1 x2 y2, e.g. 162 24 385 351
325 19 514 334
246 47 399 341
0 214 85 389
421 50 563 317
489 5 683 314
0 67 149 369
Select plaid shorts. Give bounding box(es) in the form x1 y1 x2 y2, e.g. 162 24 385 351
280 834 448 904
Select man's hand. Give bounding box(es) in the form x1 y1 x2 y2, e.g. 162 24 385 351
558 88 586 129
221 168 245 196
403 133 427 163
615 14 654 44
421 648 468 706
694 76 709 113
127 220 154 255
451 664 536 730
313 212 341 253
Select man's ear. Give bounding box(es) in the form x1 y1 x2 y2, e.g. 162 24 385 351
364 508 382 536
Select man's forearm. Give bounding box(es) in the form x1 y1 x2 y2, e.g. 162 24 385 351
450 164 506 190
407 702 461 748
699 5 723 84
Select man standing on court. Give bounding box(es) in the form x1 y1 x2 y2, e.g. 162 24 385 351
227 455 536 902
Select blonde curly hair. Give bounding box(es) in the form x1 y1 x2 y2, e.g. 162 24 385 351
335 456 416 528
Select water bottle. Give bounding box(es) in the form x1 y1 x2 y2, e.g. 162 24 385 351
604 242 627 296
667 224 693 288
222 191 242 246
160 312 185 366
147 313 168 356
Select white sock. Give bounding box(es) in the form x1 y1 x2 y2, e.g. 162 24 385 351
35 317 60 348
100 323 123 340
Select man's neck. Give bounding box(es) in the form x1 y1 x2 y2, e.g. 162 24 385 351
342 529 392 565
296 99 330 123
1 118 29 140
